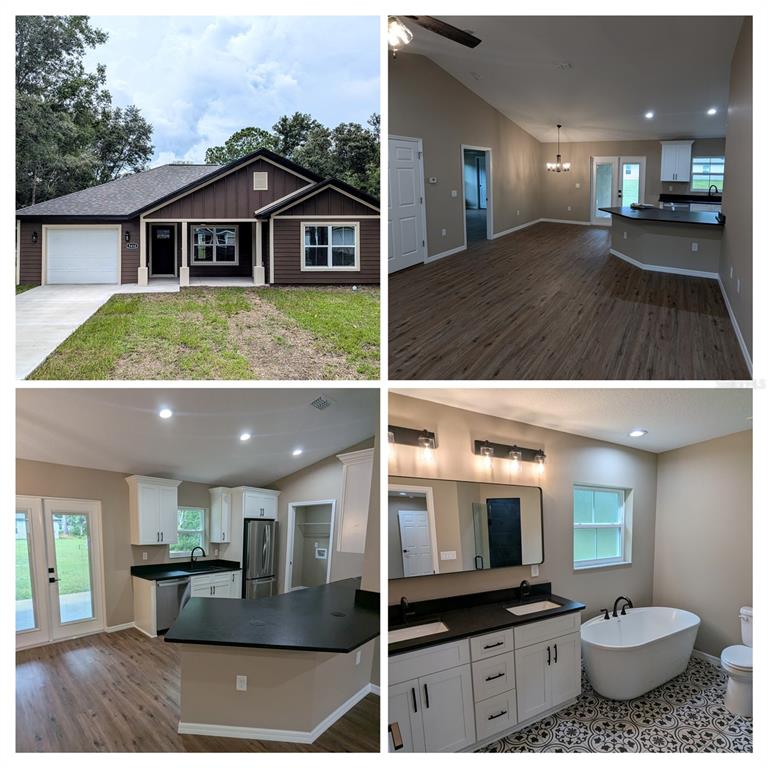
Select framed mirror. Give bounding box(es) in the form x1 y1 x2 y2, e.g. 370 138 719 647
389 476 544 579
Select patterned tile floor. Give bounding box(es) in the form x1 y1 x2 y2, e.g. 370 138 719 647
479 658 752 753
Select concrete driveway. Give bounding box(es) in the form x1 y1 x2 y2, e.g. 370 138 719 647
16 282 178 379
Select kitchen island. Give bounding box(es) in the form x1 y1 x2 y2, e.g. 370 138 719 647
599 206 723 277
164 577 379 743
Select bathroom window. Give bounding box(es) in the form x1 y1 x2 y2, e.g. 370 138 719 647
573 485 632 569
169 507 207 558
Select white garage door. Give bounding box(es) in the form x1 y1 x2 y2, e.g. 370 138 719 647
46 227 119 284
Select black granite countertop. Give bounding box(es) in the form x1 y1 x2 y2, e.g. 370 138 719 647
388 582 586 656
164 577 380 653
658 193 722 204
130 559 241 581
598 206 723 226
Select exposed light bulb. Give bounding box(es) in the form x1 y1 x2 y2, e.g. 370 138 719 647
388 17 413 52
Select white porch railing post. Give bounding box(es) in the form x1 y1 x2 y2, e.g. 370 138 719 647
137 216 148 286
253 220 265 286
179 221 189 287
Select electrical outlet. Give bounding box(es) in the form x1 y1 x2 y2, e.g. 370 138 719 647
730 266 734 278
142 551 148 561
668 185 673 191
691 242 698 252
567 205 572 212
451 190 457 198
575 182 581 189
531 564 540 578
214 546 219 556
355 650 362 666
236 675 247 691
516 209 520 216
623 231 627 240
737 278 741 294
441 228 447 236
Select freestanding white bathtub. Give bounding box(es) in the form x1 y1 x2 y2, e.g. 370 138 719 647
581 607 700 700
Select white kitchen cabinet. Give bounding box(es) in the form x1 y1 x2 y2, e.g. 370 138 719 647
126 475 181 546
336 448 375 553
230 486 279 520
388 680 425 752
660 140 693 182
190 571 237 598
209 487 232 543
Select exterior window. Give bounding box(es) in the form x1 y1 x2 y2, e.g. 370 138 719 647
690 156 725 192
191 226 238 264
302 223 359 270
169 507 206 558
573 485 631 569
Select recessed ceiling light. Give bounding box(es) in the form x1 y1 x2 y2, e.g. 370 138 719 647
292 448 303 457
239 432 251 442
629 429 648 438
707 107 717 116
644 111 654 119
158 408 173 419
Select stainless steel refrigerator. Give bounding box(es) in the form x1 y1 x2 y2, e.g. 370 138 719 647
243 519 277 599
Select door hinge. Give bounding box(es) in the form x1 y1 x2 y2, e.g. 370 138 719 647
422 240 425 247
419 196 423 204
417 151 422 159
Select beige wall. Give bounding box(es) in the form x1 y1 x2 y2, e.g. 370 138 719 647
389 53 543 256
387 394 658 619
720 17 753 361
653 431 752 657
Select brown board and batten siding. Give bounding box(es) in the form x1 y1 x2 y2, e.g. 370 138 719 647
144 159 311 220
18 222 42 285
272 218 379 284
121 217 141 283
279 187 377 217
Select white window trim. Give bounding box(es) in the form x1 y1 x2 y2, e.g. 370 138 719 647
690 155 725 193
300 221 361 272
573 484 633 571
190 224 240 266
169 506 207 558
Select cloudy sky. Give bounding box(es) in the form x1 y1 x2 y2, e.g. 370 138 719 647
84 16 380 166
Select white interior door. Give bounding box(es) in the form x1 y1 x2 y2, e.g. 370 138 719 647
389 137 426 273
591 156 619 225
398 510 434 577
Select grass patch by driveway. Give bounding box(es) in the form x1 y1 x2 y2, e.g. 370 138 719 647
28 286 379 380
16 284 36 295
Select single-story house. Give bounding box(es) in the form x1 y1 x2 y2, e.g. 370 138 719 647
15 149 380 287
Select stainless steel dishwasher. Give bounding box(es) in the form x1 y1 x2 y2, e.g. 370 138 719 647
156 577 191 633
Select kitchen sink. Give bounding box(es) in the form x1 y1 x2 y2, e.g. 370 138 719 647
506 600 561 616
388 621 449 644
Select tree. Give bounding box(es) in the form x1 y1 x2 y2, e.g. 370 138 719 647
205 127 276 165
15 16 154 208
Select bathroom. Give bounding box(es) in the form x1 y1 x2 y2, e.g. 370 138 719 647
387 388 752 753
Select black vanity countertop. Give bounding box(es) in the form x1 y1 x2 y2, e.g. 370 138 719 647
164 577 380 653
130 559 241 581
598 206 723 226
389 582 586 656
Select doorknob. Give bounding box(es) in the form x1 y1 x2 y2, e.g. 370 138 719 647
48 576 59 583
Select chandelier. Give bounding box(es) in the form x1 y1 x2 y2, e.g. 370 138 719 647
546 124 571 172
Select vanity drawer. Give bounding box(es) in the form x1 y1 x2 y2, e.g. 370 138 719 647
513 612 581 649
472 650 516 702
389 639 470 686
474 689 518 741
470 628 515 661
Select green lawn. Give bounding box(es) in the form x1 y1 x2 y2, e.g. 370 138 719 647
28 286 379 380
16 284 36 295
16 536 91 600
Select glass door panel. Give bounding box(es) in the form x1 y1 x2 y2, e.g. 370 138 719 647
591 157 618 224
16 510 36 632
16 497 50 649
51 513 95 624
618 156 646 207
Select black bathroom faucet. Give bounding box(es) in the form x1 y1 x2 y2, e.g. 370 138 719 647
519 579 531 600
612 595 633 617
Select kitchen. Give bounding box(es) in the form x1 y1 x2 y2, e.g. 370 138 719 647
15 388 380 752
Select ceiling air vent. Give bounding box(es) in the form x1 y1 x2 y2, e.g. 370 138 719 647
310 395 333 411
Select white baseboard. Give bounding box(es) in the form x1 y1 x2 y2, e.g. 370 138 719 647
693 649 721 666
718 277 753 375
540 218 593 226
369 683 380 696
106 622 136 633
426 243 466 263
132 623 157 639
178 683 374 744
609 248 719 280
491 218 541 239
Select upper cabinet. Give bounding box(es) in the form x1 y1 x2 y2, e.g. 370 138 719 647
126 475 181 545
660 141 694 182
336 448 375 553
209 487 232 543
231 486 280 520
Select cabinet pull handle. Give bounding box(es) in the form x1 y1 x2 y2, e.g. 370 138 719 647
423 683 430 708
547 645 551 665
411 687 418 713
161 532 163 542
484 641 504 650
485 672 505 682
389 722 404 751
554 643 558 663
488 710 508 721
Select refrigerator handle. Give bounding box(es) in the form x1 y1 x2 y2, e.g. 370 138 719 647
262 525 269 572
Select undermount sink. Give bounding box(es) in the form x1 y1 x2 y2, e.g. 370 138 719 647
506 600 561 616
388 621 449 644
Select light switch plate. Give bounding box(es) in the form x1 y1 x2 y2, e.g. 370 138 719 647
440 550 457 560
142 551 148 560
355 650 362 665
451 190 458 198
575 182 581 189
236 675 247 691
691 242 698 252
531 564 540 577
441 228 447 236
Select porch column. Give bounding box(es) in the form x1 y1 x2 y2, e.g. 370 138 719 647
137 216 148 285
253 220 265 286
179 221 189 287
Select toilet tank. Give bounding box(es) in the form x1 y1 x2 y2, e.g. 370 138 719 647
739 606 753 646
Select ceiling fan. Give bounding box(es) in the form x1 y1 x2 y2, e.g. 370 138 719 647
388 16 482 56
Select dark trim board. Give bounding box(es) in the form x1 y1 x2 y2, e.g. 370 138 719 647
388 222 750 380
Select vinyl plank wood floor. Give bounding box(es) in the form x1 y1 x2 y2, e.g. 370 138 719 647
16 629 379 753
389 222 749 380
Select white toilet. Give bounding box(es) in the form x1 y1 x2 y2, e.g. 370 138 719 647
720 606 752 717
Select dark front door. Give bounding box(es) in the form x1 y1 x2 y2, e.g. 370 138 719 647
151 225 176 275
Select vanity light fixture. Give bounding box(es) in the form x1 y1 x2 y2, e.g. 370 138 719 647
707 107 717 116
158 407 173 419
628 429 648 438
239 432 251 442
388 430 395 444
417 430 436 450
473 439 546 467
292 447 303 456
509 446 523 463
546 124 571 172
479 441 494 458
389 425 438 450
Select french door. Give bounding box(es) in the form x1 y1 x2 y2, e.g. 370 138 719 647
16 496 105 650
591 156 646 225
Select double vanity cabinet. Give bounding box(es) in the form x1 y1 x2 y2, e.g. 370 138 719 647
388 586 585 752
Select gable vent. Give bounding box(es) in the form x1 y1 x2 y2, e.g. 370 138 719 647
253 171 268 191
310 395 333 411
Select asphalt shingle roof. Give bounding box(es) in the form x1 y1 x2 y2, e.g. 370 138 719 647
15 164 222 218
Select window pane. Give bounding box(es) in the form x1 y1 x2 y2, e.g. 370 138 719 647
53 513 94 623
194 245 213 262
171 531 203 554
305 247 328 267
178 508 203 531
217 245 236 262
573 489 593 524
16 512 35 632
596 527 621 559
194 227 214 245
332 247 355 267
574 528 596 562
332 226 355 245
304 226 328 246
594 490 621 523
